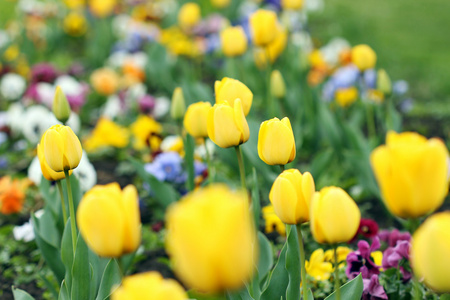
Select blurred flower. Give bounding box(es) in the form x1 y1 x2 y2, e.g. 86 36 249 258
130 115 162 151
270 70 286 98
89 0 116 18
367 89 384 104
363 68 377 89
90 68 120 96
355 218 379 239
170 87 186 120
138 94 156 114
382 240 411 281
54 75 89 111
160 136 184 156
0 176 28 214
13 221 35 242
64 11 88 37
211 0 231 8
258 117 296 166
310 186 360 244
77 183 141 257
351 44 376 71
305 249 333 281
178 2 201 32
30 63 58 83
0 73 26 101
21 105 53 144
3 45 19 62
370 131 449 219
207 99 249 148
346 237 381 279
281 0 304 10
377 69 392 95
249 9 278 47
145 152 185 183
111 271 186 300
362 275 388 300
52 86 71 124
378 229 411 248
335 87 358 107
183 101 211 138
73 151 97 192
332 65 359 88
215 77 253 116
84 118 130 152
262 204 286 236
64 0 84 10
165 184 257 293
254 23 288 67
393 80 409 96
324 246 352 268
221 26 248 57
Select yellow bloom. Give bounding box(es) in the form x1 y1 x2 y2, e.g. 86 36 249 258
305 249 333 281
412 212 450 293
112 271 187 300
215 77 253 116
309 49 326 68
254 23 288 68
63 11 87 37
178 2 201 31
207 99 250 148
262 204 286 236
310 187 361 244
249 9 278 47
4 45 19 62
42 125 82 172
211 0 231 8
371 251 383 270
84 118 130 152
377 69 392 95
335 87 358 107
324 246 352 268
90 68 120 96
351 44 376 71
367 89 384 104
281 0 304 10
221 26 248 57
130 115 162 150
370 131 449 219
258 117 296 166
64 0 85 9
89 0 116 18
269 169 315 224
77 183 141 257
37 142 72 181
165 184 257 293
270 70 286 99
183 102 212 138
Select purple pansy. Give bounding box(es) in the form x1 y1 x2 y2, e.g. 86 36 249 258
362 275 388 300
378 229 411 248
346 237 381 279
382 240 412 281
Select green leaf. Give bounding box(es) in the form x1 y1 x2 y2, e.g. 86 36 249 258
95 259 122 300
12 287 35 300
251 168 261 230
61 218 73 294
257 232 273 280
36 210 60 248
324 273 363 300
285 225 301 300
440 294 450 300
261 242 289 300
39 177 59 217
184 133 195 191
58 280 69 300
71 234 91 300
310 149 335 179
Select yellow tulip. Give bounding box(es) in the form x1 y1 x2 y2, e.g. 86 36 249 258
249 9 278 47
281 0 304 10
269 169 315 224
253 23 288 67
351 44 376 71
270 70 286 98
183 102 212 138
42 125 82 172
89 0 116 18
411 212 450 293
211 0 231 8
335 87 358 107
310 187 361 244
370 131 449 219
215 77 253 116
165 184 257 293
111 271 187 300
63 11 88 37
207 99 249 148
220 26 248 57
37 142 72 181
178 2 201 31
77 183 141 257
258 117 295 165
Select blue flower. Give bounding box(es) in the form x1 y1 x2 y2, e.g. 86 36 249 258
332 65 359 89
362 68 377 89
144 152 185 183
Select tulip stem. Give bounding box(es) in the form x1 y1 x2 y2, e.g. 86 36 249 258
204 138 214 182
234 146 247 192
56 181 68 225
333 245 341 300
116 258 124 278
366 103 376 139
64 170 77 254
296 224 308 300
279 164 285 172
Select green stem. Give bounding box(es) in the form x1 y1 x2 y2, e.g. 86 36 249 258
296 224 308 300
366 103 376 139
203 138 214 183
116 258 124 279
234 145 247 192
56 181 68 225
334 245 341 300
64 170 77 255
279 164 285 172
265 47 275 118
413 276 422 300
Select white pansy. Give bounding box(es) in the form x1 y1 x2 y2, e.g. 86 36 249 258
22 105 53 144
108 51 127 68
13 221 35 242
160 135 182 152
73 151 97 192
102 95 122 119
49 112 81 134
112 14 131 38
54 75 83 97
0 73 26 101
153 96 170 119
127 52 148 69
195 139 215 160
36 82 54 107
320 38 350 66
28 156 42 186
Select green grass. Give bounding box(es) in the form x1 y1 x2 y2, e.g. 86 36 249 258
0 0 16 28
309 0 450 106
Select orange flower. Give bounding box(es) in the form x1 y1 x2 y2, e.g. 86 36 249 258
0 177 27 214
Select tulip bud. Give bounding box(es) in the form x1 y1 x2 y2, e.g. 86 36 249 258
178 2 201 31
220 26 248 57
411 212 450 293
170 87 186 120
269 169 315 224
377 69 392 95
270 70 286 99
41 124 82 172
165 184 257 293
281 0 304 10
183 101 211 138
249 9 278 47
351 44 377 71
370 131 449 219
215 77 253 116
211 0 231 8
52 86 71 124
310 186 361 244
111 271 187 300
253 23 288 68
77 183 141 257
207 99 249 148
258 117 295 165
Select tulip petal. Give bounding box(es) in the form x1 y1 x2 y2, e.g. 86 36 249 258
269 176 298 224
121 185 141 253
212 104 241 148
60 126 82 170
43 129 65 172
233 99 250 144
